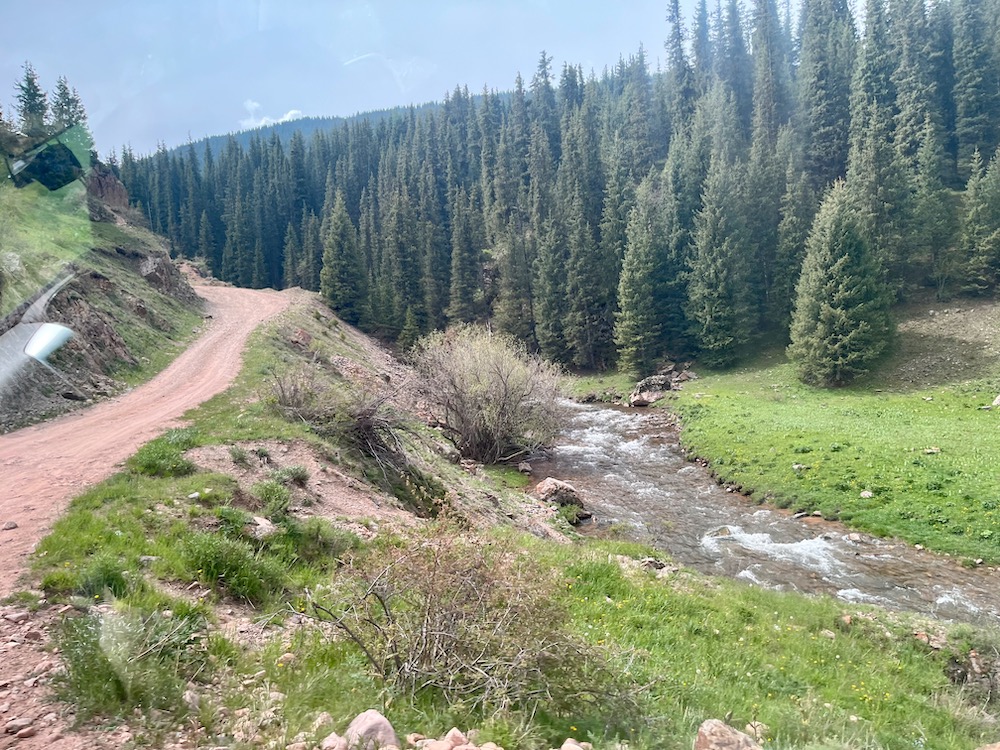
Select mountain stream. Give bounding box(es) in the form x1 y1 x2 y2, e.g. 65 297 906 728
537 402 1000 627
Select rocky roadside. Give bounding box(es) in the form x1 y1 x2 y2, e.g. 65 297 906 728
0 602 85 750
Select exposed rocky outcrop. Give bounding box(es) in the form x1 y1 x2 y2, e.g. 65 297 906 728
86 163 130 216
318 711 594 750
137 250 199 304
628 363 698 406
533 477 583 507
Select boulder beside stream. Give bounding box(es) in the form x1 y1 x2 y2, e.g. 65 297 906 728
629 364 697 406
532 477 592 524
533 477 583 506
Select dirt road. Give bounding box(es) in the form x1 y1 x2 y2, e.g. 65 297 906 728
0 284 289 598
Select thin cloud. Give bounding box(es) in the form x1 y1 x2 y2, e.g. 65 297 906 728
239 99 303 129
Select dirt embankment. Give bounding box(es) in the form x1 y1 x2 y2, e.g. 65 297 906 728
0 283 290 598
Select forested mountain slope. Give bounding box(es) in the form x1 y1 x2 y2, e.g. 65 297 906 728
119 0 1000 383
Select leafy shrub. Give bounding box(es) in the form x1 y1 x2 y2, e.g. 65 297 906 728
183 532 284 605
312 525 635 723
385 464 447 517
270 517 359 566
412 325 566 463
54 608 208 719
127 438 195 478
215 505 253 538
268 366 324 418
229 445 249 467
268 363 405 475
252 479 290 520
271 465 309 486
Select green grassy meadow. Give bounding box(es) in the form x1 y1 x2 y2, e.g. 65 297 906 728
672 350 1000 562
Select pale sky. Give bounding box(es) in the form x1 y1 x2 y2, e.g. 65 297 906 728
1 1 678 156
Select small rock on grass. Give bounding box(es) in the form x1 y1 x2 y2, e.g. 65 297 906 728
694 719 762 750
312 712 335 733
344 709 399 750
320 732 347 750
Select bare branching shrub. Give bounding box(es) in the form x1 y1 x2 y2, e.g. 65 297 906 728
333 388 404 467
268 365 326 422
309 526 637 724
268 367 402 466
413 325 566 463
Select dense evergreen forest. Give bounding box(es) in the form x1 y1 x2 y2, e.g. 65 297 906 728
116 0 1000 382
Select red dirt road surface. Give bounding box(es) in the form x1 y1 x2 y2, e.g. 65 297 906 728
0 285 289 598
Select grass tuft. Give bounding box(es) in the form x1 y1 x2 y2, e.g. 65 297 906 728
182 532 285 605
127 437 196 478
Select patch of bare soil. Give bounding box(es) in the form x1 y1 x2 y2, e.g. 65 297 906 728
885 297 1000 389
185 439 415 535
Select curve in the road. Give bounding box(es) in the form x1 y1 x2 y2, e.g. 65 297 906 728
0 284 290 597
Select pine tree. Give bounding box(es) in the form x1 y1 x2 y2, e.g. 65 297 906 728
846 96 913 290
912 119 960 298
492 220 537 344
788 181 894 386
282 222 302 288
530 52 560 163
446 188 481 323
198 211 218 275
665 0 697 131
621 49 655 177
50 76 88 130
301 210 322 292
952 0 1000 178
797 0 857 190
615 174 665 375
686 154 754 368
959 149 1000 293
715 0 754 136
563 192 615 369
927 0 958 184
890 0 939 175
417 160 450 330
320 188 366 324
533 218 570 364
692 0 714 94
773 157 818 333
747 0 792 330
15 62 48 136
751 0 791 149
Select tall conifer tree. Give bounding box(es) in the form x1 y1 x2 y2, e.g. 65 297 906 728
788 181 894 386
